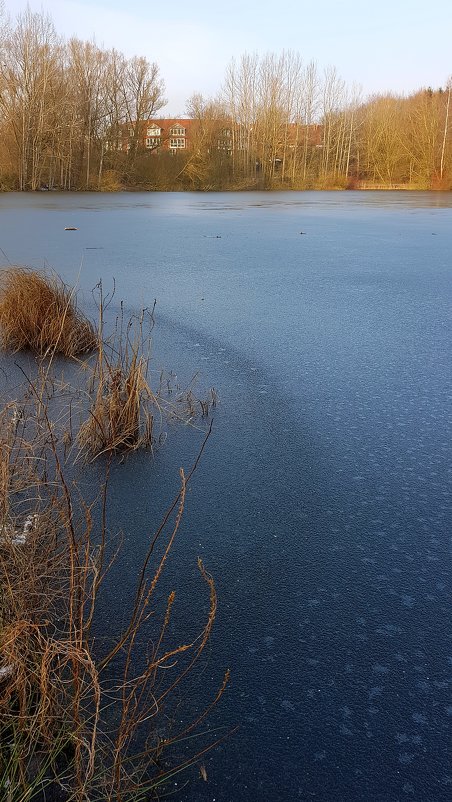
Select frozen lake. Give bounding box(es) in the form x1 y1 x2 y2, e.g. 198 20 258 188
1 190 451 801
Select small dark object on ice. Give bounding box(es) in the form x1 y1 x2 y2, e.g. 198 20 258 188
64 227 78 231
299 231 306 235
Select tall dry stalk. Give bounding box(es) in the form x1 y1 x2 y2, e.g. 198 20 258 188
77 344 156 459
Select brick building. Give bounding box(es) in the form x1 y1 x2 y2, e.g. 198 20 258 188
115 117 323 158
118 119 197 153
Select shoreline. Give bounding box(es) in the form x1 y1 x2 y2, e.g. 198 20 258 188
1 185 452 194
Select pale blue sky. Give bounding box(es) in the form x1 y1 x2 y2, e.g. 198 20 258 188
4 0 452 114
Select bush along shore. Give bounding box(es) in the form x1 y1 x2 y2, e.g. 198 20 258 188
0 267 227 801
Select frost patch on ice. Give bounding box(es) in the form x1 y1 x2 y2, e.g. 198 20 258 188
0 664 14 681
0 514 39 546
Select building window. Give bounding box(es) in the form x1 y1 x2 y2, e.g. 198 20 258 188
170 126 186 136
170 138 185 149
146 137 161 148
147 126 161 137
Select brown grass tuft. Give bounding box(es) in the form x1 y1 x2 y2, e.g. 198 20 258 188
78 346 156 459
77 303 217 461
0 267 98 357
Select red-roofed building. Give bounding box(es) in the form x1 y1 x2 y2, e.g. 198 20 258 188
112 119 197 153
112 117 324 161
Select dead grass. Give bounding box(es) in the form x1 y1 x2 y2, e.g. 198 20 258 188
0 267 216 463
0 368 228 800
78 342 156 460
77 293 217 462
76 298 159 460
0 267 98 358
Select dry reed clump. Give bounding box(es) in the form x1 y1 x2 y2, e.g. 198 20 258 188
0 267 98 357
78 346 156 459
76 296 160 460
77 297 217 461
78 350 218 461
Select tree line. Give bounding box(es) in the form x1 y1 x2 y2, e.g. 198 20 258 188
0 7 451 191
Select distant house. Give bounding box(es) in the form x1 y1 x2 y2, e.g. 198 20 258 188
112 117 324 157
113 119 196 153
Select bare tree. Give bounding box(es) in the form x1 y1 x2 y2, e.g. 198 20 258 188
222 53 260 184
440 77 451 181
0 8 63 189
121 56 166 166
66 38 108 188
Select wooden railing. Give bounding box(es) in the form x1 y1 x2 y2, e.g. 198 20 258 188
357 182 412 190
